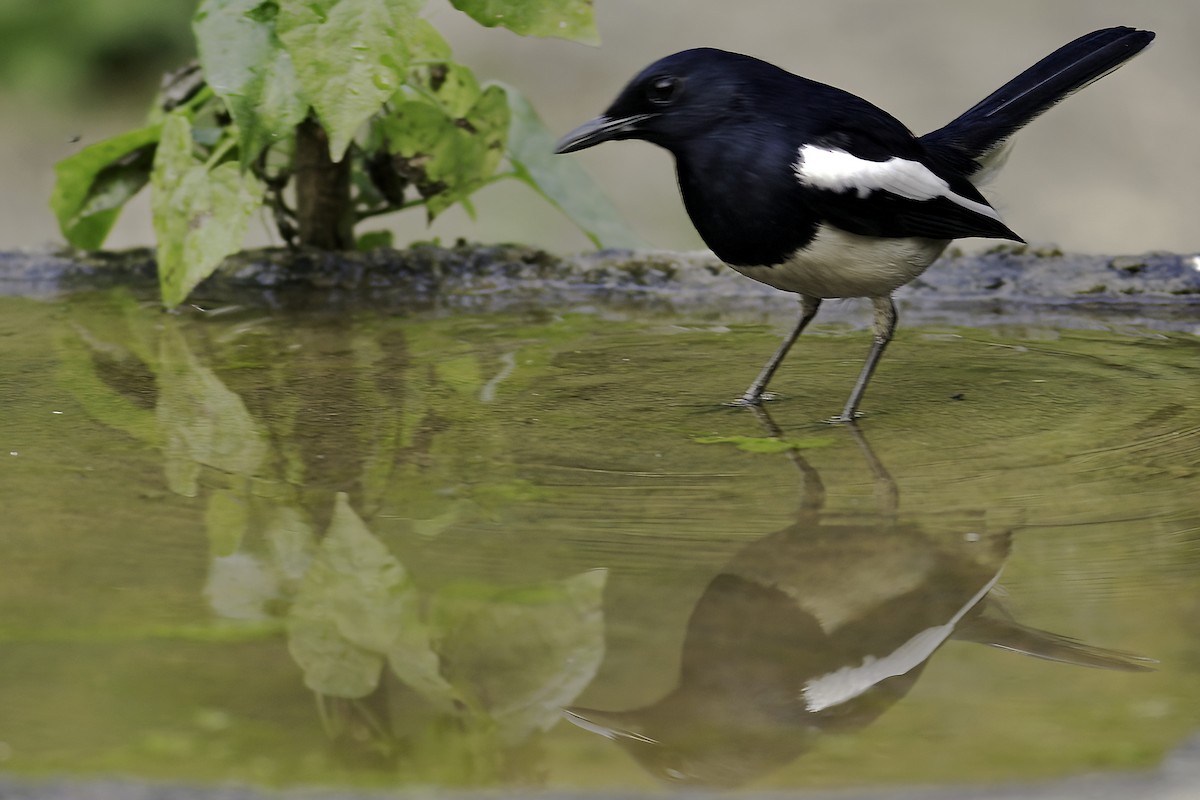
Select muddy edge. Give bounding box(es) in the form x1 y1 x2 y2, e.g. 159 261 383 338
0 244 1197 329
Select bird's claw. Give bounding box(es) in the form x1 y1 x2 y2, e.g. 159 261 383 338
724 391 779 408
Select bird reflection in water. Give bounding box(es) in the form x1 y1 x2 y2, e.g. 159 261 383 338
565 410 1154 788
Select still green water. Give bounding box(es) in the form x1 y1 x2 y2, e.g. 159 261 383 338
0 288 1197 793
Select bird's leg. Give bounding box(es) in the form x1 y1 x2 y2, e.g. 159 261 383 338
835 296 897 422
844 421 899 515
730 295 821 406
746 404 827 516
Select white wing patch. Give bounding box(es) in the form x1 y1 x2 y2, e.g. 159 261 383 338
801 568 1003 713
795 144 1003 223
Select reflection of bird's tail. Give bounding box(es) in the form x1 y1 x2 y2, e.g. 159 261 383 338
955 614 1156 672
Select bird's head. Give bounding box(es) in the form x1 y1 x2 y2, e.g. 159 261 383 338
555 48 780 155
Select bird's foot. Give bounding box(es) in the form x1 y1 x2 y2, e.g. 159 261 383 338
825 410 864 425
724 391 779 408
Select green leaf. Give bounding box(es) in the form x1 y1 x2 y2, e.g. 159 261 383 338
193 0 308 168
692 434 837 453
402 17 452 61
151 113 264 307
155 321 270 495
52 296 163 448
431 569 607 741
276 0 424 159
264 506 317 581
288 612 385 698
424 62 483 118
205 488 249 556
500 85 639 249
205 553 280 621
380 83 509 219
449 0 599 45
51 125 161 249
287 494 458 704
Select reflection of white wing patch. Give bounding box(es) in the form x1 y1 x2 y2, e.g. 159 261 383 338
801 569 1002 713
795 144 1002 223
561 709 658 744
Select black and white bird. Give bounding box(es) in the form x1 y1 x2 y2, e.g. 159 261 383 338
555 27 1154 420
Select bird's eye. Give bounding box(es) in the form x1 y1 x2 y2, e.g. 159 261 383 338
646 76 680 105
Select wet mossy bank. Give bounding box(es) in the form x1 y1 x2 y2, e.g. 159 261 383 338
1 244 1198 329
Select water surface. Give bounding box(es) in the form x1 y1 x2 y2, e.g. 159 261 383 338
1 289 1197 793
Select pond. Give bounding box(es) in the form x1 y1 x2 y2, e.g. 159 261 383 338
0 282 1197 795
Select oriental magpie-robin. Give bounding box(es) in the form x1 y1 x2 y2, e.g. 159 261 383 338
556 27 1154 420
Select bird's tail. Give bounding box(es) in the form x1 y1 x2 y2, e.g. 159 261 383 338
922 26 1154 176
954 613 1157 672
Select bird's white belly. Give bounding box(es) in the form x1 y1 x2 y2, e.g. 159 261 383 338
729 224 948 299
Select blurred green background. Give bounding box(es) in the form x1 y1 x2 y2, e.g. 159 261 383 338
0 3 192 102
1 0 1197 255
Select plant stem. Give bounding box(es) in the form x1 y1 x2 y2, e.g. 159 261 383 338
294 117 355 249
204 136 237 170
355 198 426 222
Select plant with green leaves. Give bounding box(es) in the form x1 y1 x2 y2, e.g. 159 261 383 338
51 0 634 307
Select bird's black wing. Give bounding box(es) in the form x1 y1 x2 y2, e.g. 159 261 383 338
793 106 1024 243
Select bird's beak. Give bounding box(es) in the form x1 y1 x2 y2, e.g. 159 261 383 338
554 113 656 154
